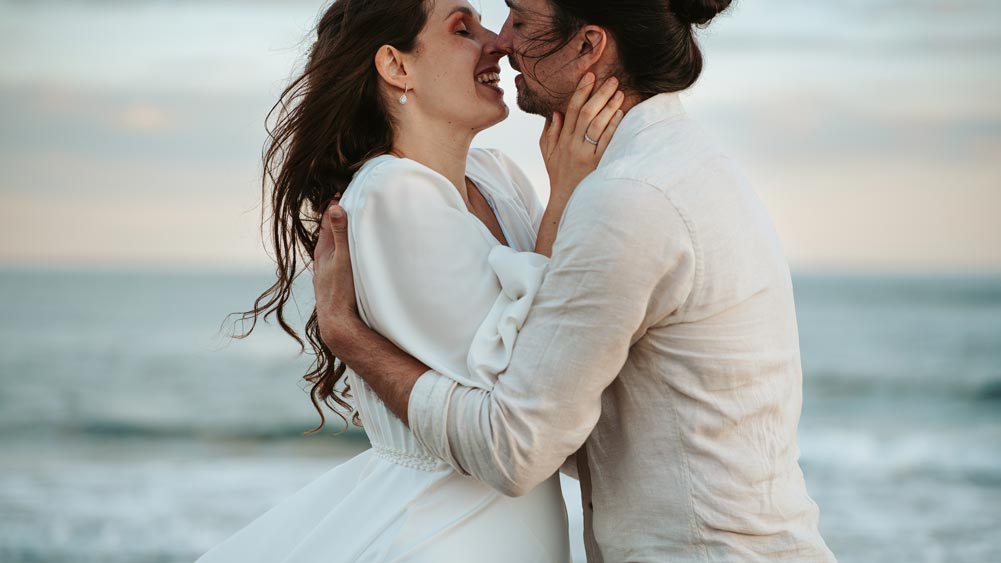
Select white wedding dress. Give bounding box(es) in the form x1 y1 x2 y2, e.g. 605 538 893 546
195 148 572 562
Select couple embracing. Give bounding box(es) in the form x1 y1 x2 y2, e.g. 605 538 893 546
198 0 837 561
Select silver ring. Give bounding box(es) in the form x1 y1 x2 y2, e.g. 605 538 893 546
584 132 599 145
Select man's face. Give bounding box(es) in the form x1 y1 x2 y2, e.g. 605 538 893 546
497 0 582 117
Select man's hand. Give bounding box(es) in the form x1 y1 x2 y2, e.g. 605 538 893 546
312 202 361 346
310 199 431 425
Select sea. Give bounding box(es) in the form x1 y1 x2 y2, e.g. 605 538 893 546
0 269 998 563
2 0 1000 560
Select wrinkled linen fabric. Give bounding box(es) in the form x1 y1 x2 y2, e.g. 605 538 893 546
194 148 571 563
409 94 838 563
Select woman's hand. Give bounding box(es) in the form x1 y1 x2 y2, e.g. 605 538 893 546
533 72 625 257
540 73 625 205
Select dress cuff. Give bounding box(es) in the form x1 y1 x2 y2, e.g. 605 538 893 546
408 369 468 474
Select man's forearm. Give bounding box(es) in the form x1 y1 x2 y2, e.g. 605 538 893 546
326 318 429 425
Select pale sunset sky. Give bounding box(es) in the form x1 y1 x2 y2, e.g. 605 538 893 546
1 0 999 273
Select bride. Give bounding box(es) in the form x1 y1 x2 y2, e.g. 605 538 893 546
195 0 623 561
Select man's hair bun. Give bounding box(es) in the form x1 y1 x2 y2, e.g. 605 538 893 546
670 0 733 26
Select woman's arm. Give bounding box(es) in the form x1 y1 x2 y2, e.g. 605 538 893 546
318 157 548 435
337 160 512 389
534 73 625 257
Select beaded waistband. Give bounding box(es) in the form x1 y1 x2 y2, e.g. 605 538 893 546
372 443 441 472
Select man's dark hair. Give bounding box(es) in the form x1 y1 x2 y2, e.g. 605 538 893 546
525 0 733 99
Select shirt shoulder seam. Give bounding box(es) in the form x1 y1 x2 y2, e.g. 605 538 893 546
591 176 705 310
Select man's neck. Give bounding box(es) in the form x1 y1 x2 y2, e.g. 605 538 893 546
617 92 644 115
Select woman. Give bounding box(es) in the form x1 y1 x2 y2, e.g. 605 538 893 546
196 0 622 560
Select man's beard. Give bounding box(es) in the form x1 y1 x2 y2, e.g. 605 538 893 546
510 54 561 117
516 80 560 117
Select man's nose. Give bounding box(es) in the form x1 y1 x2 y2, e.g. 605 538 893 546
493 20 514 55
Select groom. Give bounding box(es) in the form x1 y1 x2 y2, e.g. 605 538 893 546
313 0 836 561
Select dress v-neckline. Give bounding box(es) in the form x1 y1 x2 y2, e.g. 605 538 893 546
370 154 515 250
465 175 513 249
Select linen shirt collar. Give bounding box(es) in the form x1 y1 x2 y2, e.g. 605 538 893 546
600 92 687 166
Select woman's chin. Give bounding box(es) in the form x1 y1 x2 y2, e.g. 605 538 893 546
485 103 510 128
492 100 510 122
468 100 508 131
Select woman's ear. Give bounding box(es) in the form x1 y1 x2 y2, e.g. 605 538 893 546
374 45 412 90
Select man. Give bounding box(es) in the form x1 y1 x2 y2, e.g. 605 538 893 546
313 0 836 561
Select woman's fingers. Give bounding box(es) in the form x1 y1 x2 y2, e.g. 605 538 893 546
573 76 620 140
596 109 625 156
585 90 625 150
562 73 595 136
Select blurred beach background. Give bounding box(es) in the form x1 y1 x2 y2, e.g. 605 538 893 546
1 0 999 562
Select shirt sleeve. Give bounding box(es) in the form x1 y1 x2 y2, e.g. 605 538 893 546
342 158 549 392
408 176 698 496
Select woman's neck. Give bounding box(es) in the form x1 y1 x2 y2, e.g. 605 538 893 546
391 118 476 205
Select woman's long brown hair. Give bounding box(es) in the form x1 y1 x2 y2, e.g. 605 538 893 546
228 0 430 433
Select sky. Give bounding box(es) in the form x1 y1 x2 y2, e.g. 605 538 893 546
1 0 999 273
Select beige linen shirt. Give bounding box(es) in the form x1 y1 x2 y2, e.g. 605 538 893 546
408 93 836 562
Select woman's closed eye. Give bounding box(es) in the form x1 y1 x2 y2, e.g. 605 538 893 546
453 16 472 37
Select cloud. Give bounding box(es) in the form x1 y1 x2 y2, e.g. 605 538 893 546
0 84 271 165
2 0 999 272
117 104 171 132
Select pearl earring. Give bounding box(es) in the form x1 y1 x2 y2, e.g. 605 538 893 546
399 83 409 105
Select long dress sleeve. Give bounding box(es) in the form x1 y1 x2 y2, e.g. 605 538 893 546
339 156 549 394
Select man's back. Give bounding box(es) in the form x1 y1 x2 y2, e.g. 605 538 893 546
574 92 835 562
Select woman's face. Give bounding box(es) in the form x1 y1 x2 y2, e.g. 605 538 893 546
407 0 508 131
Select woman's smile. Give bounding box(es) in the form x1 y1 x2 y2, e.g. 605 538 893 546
476 68 504 95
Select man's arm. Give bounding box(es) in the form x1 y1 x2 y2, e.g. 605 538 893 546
317 178 695 495
313 202 429 425
326 315 427 425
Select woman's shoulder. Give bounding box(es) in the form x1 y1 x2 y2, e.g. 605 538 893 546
352 154 449 191
342 154 459 211
467 148 538 197
466 147 517 180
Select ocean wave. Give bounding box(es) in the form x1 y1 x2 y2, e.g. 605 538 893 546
804 371 1001 401
798 429 1001 482
977 379 1001 401
792 274 1001 308
0 419 368 442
